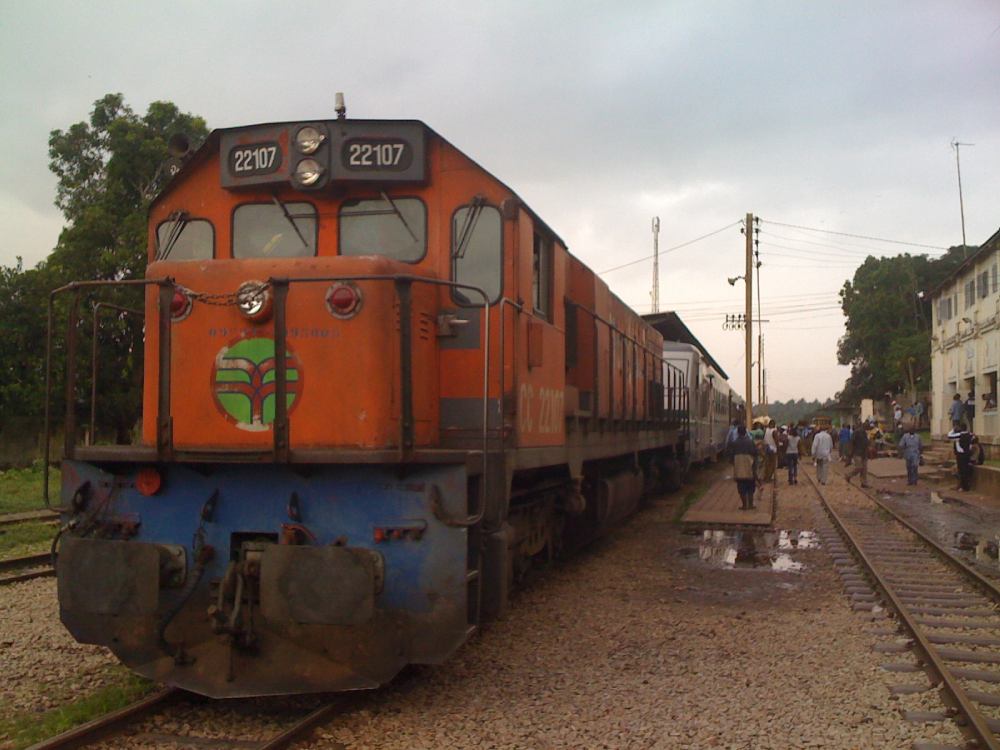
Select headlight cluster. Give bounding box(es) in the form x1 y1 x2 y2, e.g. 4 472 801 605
293 125 327 187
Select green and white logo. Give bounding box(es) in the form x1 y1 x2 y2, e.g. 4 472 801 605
212 338 301 431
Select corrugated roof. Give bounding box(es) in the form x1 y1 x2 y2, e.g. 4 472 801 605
642 311 729 380
930 225 1000 297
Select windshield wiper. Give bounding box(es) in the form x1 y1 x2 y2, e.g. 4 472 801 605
453 195 485 259
157 210 189 261
271 196 309 248
379 191 418 243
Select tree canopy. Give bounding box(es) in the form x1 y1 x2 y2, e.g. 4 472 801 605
836 247 968 404
0 94 207 441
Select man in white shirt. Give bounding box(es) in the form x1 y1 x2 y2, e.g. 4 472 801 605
811 427 834 485
763 420 777 482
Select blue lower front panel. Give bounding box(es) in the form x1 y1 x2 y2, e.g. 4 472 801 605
57 460 471 697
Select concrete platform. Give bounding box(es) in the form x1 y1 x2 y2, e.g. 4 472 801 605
681 475 774 526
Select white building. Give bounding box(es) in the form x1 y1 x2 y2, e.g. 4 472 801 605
930 227 1000 456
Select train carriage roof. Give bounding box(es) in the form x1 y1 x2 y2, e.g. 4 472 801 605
643 311 729 380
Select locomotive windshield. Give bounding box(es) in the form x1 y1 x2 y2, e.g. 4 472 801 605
232 201 317 258
155 216 214 261
339 196 426 261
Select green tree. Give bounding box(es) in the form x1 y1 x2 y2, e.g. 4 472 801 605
0 94 207 444
836 247 967 404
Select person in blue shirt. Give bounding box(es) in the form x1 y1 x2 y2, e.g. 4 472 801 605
838 425 851 462
897 426 922 486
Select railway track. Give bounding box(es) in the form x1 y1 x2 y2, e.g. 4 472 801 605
0 552 53 585
805 465 1000 750
26 687 348 749
0 509 59 527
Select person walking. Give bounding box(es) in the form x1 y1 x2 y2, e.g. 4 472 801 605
898 426 922 486
763 419 777 482
725 419 739 451
845 423 871 488
785 427 801 485
948 425 975 492
811 426 834 485
729 424 759 510
838 424 851 462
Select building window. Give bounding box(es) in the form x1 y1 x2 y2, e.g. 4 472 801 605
992 263 998 294
532 231 553 320
985 372 998 412
965 280 975 309
978 271 990 299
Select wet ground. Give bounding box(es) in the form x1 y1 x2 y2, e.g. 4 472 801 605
679 528 819 572
855 464 1000 582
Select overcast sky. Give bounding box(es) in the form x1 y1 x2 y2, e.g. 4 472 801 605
2 0 999 402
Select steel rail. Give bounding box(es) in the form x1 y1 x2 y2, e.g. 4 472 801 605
0 510 59 527
804 466 1000 750
0 552 51 574
854 481 1000 605
25 687 342 750
24 687 180 750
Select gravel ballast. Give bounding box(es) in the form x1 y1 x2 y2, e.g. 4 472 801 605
4 464 973 749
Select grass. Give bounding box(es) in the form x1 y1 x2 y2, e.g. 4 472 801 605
0 521 57 559
672 469 716 522
0 464 60 515
0 671 154 750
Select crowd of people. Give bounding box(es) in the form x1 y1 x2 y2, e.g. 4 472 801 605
724 410 987 502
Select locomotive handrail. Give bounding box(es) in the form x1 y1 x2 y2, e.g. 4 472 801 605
89 302 144 447
44 278 171 507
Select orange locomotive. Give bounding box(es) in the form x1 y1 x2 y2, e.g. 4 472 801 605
52 109 689 697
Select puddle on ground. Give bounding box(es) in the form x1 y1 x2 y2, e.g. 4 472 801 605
680 529 819 572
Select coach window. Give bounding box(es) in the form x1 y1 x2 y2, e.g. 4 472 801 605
340 197 425 262
232 201 317 259
155 217 213 261
533 231 553 321
452 202 501 305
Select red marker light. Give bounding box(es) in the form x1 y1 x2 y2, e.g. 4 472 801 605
373 528 385 543
136 467 163 496
325 282 362 319
170 289 192 321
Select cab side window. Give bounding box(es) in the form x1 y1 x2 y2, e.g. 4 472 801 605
532 231 553 320
452 202 501 305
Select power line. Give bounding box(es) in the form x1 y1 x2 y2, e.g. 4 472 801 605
759 219 948 250
598 221 741 274
760 229 941 258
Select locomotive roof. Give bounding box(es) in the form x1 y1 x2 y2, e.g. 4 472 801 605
152 118 566 248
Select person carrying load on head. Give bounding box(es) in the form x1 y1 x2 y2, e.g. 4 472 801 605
729 424 759 510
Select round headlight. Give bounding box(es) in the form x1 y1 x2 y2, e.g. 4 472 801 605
237 281 273 322
295 126 325 155
294 158 323 186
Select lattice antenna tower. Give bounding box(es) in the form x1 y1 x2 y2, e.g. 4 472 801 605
651 217 660 313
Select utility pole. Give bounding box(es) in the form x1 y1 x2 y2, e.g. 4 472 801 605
951 139 974 258
744 212 753 429
651 217 660 313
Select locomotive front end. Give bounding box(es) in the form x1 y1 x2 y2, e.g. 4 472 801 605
55 117 494 696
